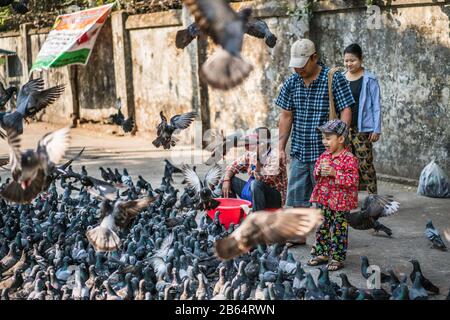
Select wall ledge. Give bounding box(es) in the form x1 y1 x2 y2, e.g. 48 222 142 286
313 0 447 13
377 173 419 186
125 9 182 30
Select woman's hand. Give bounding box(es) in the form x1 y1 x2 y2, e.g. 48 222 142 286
222 180 231 198
369 133 380 143
279 149 287 166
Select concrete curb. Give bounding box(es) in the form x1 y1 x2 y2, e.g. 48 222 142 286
377 173 419 186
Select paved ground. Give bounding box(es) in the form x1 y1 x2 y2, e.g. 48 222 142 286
1 123 449 299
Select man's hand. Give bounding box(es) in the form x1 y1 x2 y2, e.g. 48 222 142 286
369 132 380 143
222 180 231 198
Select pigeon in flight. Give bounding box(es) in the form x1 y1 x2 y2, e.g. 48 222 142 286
345 195 400 236
183 0 254 90
181 164 222 211
0 127 70 204
1 78 65 134
215 208 322 260
152 111 197 150
86 197 154 252
176 14 277 49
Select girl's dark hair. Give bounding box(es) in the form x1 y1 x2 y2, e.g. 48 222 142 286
344 43 363 60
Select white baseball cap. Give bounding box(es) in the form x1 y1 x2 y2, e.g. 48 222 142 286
289 39 316 68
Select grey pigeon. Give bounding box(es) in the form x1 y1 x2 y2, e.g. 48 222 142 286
345 195 400 236
425 220 447 251
1 127 70 204
109 98 134 133
86 198 154 252
409 259 440 294
409 272 428 300
181 164 222 211
1 78 65 134
183 0 254 90
152 111 197 150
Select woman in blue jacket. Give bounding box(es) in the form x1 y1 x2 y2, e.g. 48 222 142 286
343 43 381 194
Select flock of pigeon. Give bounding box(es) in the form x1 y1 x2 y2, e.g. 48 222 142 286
0 0 448 301
0 160 448 300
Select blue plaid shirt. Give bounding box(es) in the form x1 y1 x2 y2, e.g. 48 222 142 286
275 63 355 162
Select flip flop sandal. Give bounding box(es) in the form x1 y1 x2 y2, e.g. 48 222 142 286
327 260 344 271
307 256 329 266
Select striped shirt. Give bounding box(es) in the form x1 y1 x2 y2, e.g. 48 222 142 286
275 63 355 162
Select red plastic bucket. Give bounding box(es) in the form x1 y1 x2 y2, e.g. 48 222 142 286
207 198 252 229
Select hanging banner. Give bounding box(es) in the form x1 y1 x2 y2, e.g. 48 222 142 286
30 3 115 72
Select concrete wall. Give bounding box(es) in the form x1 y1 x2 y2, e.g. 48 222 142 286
127 15 195 133
77 19 116 121
0 0 448 180
310 0 450 178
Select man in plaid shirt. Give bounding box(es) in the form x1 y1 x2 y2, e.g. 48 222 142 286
276 39 355 245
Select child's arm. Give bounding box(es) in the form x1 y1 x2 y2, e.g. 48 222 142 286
334 155 359 188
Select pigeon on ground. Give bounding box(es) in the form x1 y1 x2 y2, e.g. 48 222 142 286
66 172 118 201
183 0 254 90
409 259 440 294
345 195 400 236
1 127 70 204
164 159 182 182
215 208 322 260
109 99 134 133
360 256 391 283
152 111 197 150
409 272 428 300
425 220 447 251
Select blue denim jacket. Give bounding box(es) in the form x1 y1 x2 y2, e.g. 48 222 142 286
356 70 382 134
